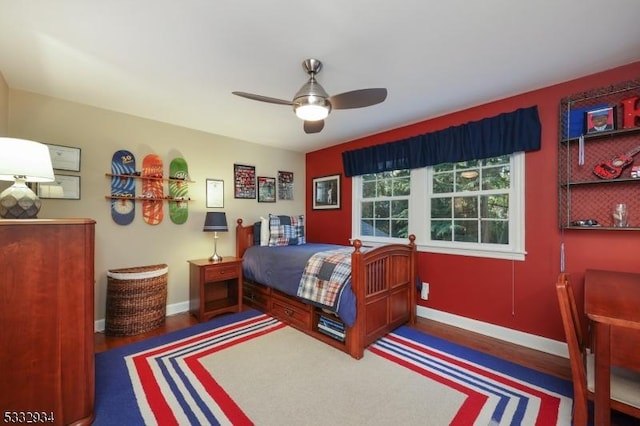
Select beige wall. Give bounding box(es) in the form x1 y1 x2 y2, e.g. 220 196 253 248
7 89 306 326
0 72 7 135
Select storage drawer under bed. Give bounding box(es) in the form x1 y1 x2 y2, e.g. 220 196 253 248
271 292 313 330
243 280 269 312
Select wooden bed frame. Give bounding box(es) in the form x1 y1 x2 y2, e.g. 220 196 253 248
235 218 417 359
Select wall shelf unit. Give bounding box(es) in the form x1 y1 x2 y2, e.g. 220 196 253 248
558 78 640 230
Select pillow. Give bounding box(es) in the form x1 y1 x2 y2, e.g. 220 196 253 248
252 217 271 246
253 221 261 245
268 214 305 246
260 216 270 246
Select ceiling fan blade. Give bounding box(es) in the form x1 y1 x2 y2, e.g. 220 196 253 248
304 120 324 134
329 88 387 110
232 91 293 106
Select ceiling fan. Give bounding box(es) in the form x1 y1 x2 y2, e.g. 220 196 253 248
232 59 387 134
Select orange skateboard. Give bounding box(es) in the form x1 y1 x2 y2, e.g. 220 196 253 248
141 154 164 225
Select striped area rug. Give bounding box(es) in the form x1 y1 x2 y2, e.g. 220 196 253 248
94 310 573 425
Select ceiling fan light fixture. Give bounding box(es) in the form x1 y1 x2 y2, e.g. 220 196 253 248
294 96 330 121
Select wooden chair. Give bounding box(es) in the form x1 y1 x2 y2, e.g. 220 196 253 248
555 273 640 426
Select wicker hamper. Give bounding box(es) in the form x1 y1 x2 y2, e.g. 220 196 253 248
105 264 168 336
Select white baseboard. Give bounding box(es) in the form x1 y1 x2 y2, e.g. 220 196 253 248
95 302 569 359
416 306 568 359
94 301 190 332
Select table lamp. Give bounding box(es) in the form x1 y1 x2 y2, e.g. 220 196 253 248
203 211 228 262
0 138 55 219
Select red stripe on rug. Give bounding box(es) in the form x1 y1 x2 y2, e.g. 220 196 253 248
368 344 487 425
184 321 287 425
130 314 274 425
384 334 561 425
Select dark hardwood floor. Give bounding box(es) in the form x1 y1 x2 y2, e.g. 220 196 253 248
94 310 639 425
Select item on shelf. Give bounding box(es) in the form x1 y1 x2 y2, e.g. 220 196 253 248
593 144 640 180
110 150 136 225
570 219 600 227
141 154 164 225
612 203 629 228
631 165 640 179
169 157 190 224
317 314 346 341
621 96 640 129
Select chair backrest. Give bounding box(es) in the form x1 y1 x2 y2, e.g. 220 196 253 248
556 273 589 425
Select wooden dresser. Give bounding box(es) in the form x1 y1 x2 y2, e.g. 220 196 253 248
0 219 96 426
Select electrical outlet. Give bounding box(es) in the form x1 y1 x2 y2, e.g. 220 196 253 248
420 282 429 300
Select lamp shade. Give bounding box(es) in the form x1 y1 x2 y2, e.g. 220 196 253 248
0 138 55 182
203 212 228 232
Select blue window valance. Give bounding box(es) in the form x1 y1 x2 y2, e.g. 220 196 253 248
342 106 541 177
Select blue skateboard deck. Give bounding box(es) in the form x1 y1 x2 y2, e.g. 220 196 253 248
111 150 136 225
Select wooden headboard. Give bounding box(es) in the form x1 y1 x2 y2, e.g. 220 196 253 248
236 218 255 258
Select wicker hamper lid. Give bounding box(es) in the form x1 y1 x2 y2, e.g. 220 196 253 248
107 264 168 281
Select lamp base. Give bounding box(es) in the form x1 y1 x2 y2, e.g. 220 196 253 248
0 180 41 219
209 253 223 262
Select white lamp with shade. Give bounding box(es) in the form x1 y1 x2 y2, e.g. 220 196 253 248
0 138 55 219
203 211 228 262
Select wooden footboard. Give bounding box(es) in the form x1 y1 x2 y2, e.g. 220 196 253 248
236 218 416 359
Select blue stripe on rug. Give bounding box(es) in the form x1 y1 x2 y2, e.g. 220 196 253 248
94 309 264 426
391 326 572 396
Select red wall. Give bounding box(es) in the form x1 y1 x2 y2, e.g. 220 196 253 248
306 61 640 342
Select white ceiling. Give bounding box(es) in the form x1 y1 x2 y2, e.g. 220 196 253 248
1 1 639 153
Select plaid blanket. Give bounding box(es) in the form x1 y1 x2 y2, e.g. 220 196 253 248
297 247 354 311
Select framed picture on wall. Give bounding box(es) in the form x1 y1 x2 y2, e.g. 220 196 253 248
585 106 615 134
257 176 276 203
45 144 81 172
206 178 224 208
37 174 80 200
312 173 340 210
277 170 294 200
233 164 256 199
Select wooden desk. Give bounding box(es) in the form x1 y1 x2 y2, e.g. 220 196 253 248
584 269 640 426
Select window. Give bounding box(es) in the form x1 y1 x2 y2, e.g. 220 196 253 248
359 170 410 238
352 153 525 260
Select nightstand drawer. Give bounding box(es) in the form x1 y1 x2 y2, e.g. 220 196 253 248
204 264 238 281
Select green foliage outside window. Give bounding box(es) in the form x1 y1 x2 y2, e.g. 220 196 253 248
431 156 510 245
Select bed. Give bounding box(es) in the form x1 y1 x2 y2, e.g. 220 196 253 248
235 217 417 359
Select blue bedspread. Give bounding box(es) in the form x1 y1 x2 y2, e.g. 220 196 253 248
242 243 357 326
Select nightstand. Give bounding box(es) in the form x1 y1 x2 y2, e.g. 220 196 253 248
188 257 243 321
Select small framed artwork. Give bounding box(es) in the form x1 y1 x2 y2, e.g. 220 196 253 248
278 170 294 200
206 178 224 208
37 174 81 200
585 107 615 134
234 164 256 199
312 173 341 210
258 176 276 203
45 144 81 172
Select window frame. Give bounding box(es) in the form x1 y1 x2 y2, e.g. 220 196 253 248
351 152 526 261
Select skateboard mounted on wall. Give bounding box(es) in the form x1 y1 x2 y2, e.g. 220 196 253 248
141 154 164 225
110 150 136 225
169 157 190 225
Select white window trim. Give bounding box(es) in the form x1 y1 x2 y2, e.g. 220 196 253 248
351 152 526 261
